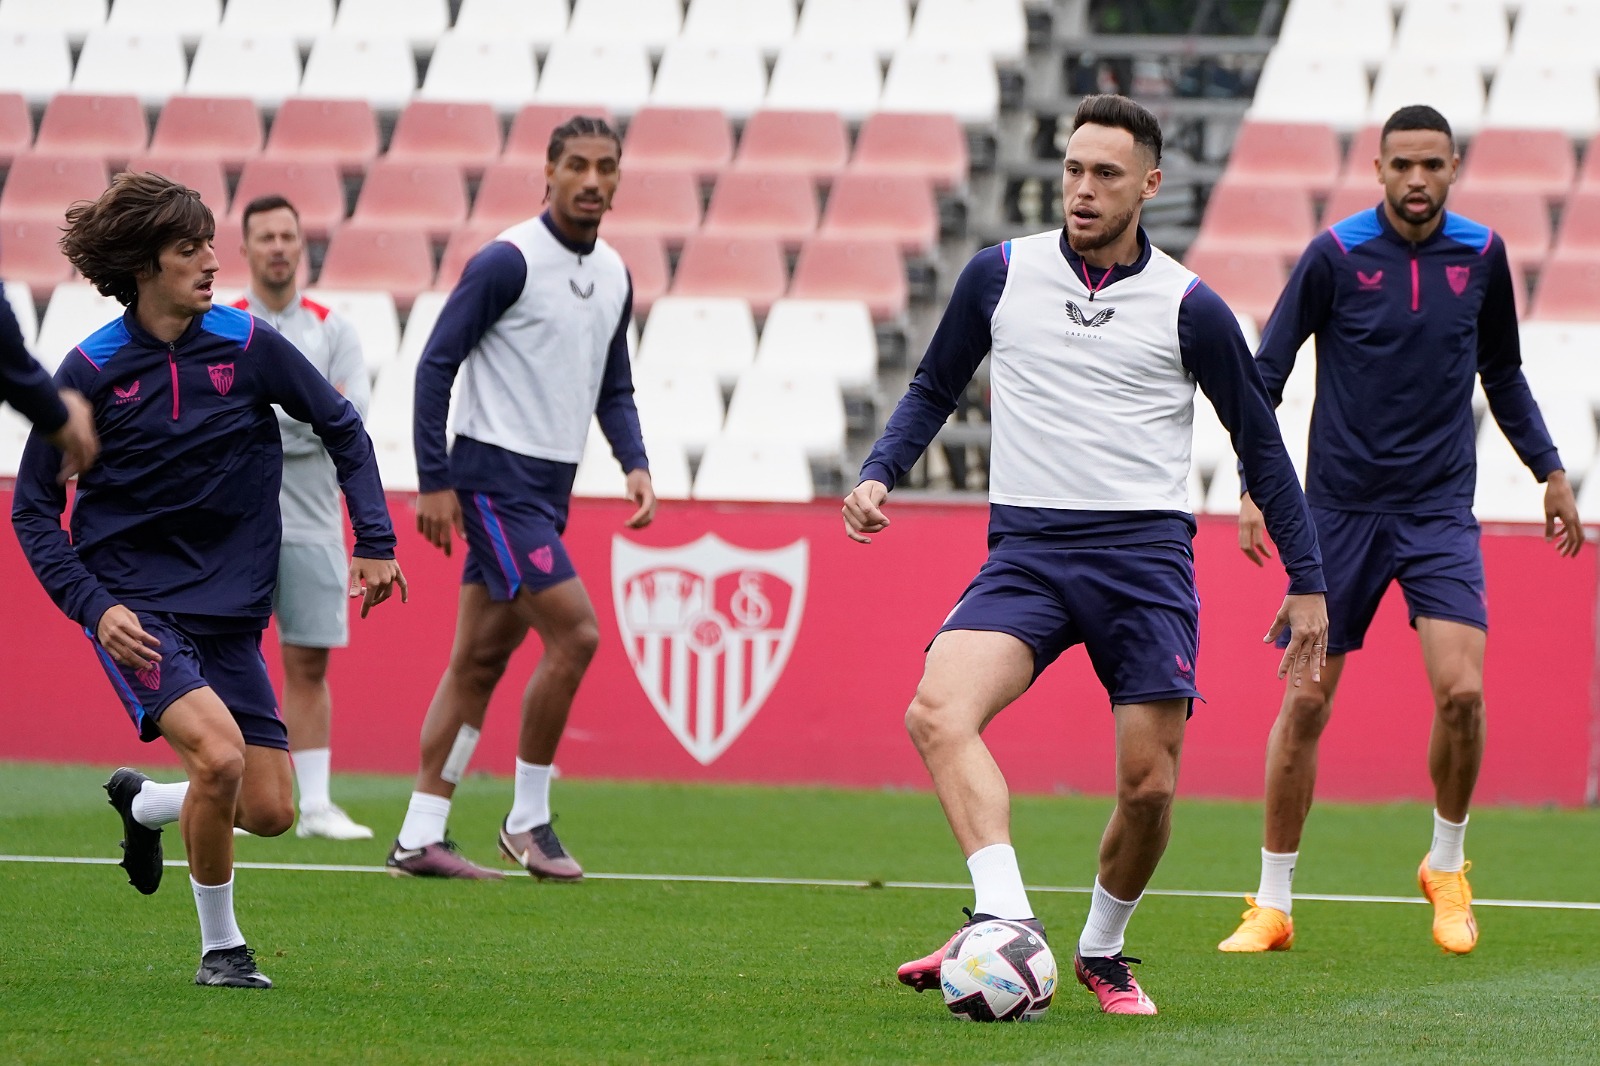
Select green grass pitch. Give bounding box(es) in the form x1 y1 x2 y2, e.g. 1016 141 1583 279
2 763 1598 1064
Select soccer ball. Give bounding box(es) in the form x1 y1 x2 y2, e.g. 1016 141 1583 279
939 919 1057 1022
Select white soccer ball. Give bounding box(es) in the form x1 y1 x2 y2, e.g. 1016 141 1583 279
939 918 1057 1022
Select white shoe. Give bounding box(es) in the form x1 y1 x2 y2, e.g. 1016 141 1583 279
295 804 374 840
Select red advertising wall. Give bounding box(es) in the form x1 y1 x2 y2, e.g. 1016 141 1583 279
2 490 1593 805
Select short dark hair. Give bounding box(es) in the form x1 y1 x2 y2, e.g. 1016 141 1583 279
1071 94 1163 166
1381 105 1454 149
60 171 214 306
240 194 299 238
547 114 621 165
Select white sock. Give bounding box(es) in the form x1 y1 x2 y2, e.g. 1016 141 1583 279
396 791 452 849
293 747 332 812
967 843 1034 920
505 759 553 833
1256 849 1298 915
1428 810 1468 872
131 780 187 828
1078 878 1140 958
192 876 246 954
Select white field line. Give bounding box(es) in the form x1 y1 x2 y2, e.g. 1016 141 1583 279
4 853 1600 912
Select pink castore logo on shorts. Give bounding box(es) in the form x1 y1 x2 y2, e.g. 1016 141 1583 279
529 545 554 574
135 662 161 691
208 363 235 395
1174 654 1194 679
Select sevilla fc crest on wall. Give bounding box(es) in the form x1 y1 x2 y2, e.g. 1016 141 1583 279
612 534 808 765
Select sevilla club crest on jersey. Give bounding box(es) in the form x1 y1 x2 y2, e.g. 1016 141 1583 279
1446 265 1471 296
612 534 808 765
208 362 235 395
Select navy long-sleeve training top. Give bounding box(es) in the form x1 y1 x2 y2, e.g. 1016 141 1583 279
0 283 68 433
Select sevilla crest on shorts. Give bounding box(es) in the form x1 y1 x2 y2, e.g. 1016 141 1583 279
612 534 808 765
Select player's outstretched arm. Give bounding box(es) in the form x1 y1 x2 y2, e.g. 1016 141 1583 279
349 556 408 618
842 479 890 543
1264 592 1329 687
1544 469 1583 557
416 489 464 557
1237 491 1272 566
624 468 657 529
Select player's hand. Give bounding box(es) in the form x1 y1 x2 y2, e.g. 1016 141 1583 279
349 556 408 618
46 389 100 483
1543 469 1583 557
96 604 160 670
1237 491 1273 566
1266 592 1328 687
415 489 463 556
623 468 657 528
842 480 890 544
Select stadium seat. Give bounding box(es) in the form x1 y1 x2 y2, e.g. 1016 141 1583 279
1508 0 1600 68
148 96 263 172
605 233 669 317
34 282 120 371
649 41 768 119
316 225 435 310
790 237 908 322
1341 125 1383 180
1483 58 1600 139
1321 177 1382 227
262 98 379 176
106 0 217 44
669 237 787 317
435 220 504 292
1443 189 1551 269
301 288 400 374
504 104 615 164
692 436 813 501
1188 388 1232 480
603 167 703 247
219 0 331 48
1201 457 1242 515
701 171 818 248
1392 0 1508 68
71 29 186 106
1220 121 1341 195
3 279 37 349
880 47 999 127
386 101 503 177
301 34 418 114
1367 57 1486 136
1273 0 1393 67
0 29 72 105
417 31 538 116
796 0 908 57
394 288 445 366
568 0 681 53
125 155 228 216
621 107 734 180
0 403 29 476
1474 421 1571 521
1194 181 1317 264
1181 245 1289 326
756 297 877 392
1553 188 1600 262
187 31 302 109
819 172 939 256
574 419 692 500
1530 251 1600 320
454 0 568 52
332 0 447 51
227 160 344 239
363 360 417 491
0 218 75 292
0 0 105 44
0 92 29 164
536 39 653 117
637 295 758 386
1246 51 1370 132
0 155 108 225
470 163 547 230
631 360 724 457
34 93 147 166
765 43 883 123
850 112 969 191
909 0 1026 63
722 364 845 462
680 0 795 56
351 160 468 242
732 109 850 182
1456 127 1575 203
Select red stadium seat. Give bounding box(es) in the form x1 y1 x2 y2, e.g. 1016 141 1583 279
1553 188 1600 262
606 233 669 316
0 154 109 224
148 96 263 172
1530 250 1600 321
227 160 346 239
0 218 75 291
504 103 614 164
790 236 908 322
1195 180 1317 264
603 166 702 246
0 92 31 166
1578 132 1600 193
436 220 505 291
1221 120 1340 195
125 155 229 217
262 98 380 177
818 172 938 255
733 109 849 181
1444 188 1552 269
35 93 147 165
1321 178 1382 228
620 106 733 180
1341 124 1383 181
471 162 547 229
386 100 504 177
670 235 787 316
850 111 968 190
350 160 469 242
701 170 817 248
1181 244 1289 325
1457 128 1575 203
317 224 435 309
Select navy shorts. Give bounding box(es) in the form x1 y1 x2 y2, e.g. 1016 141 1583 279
88 612 287 749
937 540 1203 707
1280 506 1487 655
459 489 578 601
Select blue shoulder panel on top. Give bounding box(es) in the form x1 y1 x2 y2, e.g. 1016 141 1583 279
1441 211 1493 253
1327 208 1383 253
74 317 130 371
201 304 255 349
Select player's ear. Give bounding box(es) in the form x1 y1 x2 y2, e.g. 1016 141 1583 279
1142 165 1161 202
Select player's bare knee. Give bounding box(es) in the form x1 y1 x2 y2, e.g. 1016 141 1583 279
1116 773 1176 823
904 694 954 751
453 644 514 696
1283 689 1333 736
188 743 246 798
245 799 295 838
1435 685 1484 733
559 618 601 668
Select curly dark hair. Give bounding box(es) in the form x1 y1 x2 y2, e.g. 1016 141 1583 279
59 171 215 306
547 114 621 164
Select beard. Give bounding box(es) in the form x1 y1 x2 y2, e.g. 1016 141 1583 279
1387 192 1442 226
1066 201 1139 254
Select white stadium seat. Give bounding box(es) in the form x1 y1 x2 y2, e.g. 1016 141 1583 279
1509 0 1600 70
0 0 105 44
573 419 691 500
1247 50 1370 131
721 365 846 462
1474 423 1553 522
1274 0 1393 67
303 289 401 377
1368 56 1486 135
0 29 72 105
536 39 653 116
220 0 331 49
1484 58 1600 139
454 0 568 51
636 296 757 388
364 360 417 491
34 282 120 372
0 403 30 478
650 41 768 119
567 0 682 53
631 360 725 458
396 289 448 367
692 436 813 502
880 46 1000 127
681 0 796 56
187 31 302 109
3 280 38 352
1391 0 1508 69
333 0 448 52
1202 455 1242 515
71 29 187 106
910 0 1026 63
107 0 218 46
796 0 908 58
300 34 418 113
756 298 877 393
765 43 883 122
420 31 539 115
